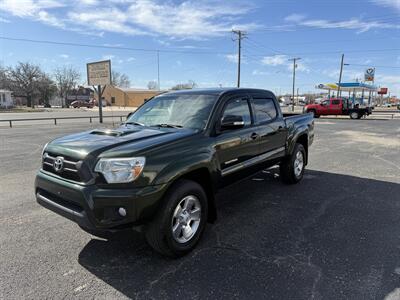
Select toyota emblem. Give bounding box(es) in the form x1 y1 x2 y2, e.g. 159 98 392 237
53 156 64 172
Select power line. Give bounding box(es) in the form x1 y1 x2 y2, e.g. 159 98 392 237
243 48 400 57
346 63 400 69
0 36 231 55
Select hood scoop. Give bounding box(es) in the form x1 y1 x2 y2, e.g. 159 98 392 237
90 129 138 137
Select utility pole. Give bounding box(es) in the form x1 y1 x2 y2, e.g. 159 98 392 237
289 57 301 112
232 30 246 88
337 54 344 98
157 50 160 91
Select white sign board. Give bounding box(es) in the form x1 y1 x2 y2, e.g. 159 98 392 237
87 60 111 86
364 68 375 82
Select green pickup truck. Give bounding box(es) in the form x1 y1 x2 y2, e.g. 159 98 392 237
35 88 314 257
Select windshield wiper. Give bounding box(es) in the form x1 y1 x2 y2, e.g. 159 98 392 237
123 121 145 126
152 123 183 129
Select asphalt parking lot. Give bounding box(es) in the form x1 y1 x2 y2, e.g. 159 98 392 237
1 119 399 299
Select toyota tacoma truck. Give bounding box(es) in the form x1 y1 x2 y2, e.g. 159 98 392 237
35 88 314 257
305 98 372 119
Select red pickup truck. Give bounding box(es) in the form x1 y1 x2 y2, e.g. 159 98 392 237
305 98 372 119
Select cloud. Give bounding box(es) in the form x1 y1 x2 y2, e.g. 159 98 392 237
370 0 400 11
59 54 69 59
0 17 10 23
261 55 288 66
0 0 258 39
284 14 305 22
225 54 238 63
261 55 310 73
252 69 270 76
0 0 63 17
284 13 400 32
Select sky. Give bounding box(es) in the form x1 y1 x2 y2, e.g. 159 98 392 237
0 0 399 95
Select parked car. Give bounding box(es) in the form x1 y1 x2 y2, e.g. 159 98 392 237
305 98 372 119
71 100 93 108
89 99 111 107
35 88 314 257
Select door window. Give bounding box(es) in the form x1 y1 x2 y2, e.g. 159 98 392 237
332 100 340 105
222 98 251 126
252 98 277 124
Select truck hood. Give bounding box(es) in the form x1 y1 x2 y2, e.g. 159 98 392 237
45 125 196 160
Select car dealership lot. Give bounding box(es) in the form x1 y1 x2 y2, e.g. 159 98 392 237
1 119 399 299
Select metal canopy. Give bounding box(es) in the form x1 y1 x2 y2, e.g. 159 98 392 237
316 82 377 92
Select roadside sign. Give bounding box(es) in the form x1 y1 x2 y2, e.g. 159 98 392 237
364 68 375 81
378 88 388 95
87 60 111 86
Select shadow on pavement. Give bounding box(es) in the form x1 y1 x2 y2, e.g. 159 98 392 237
78 168 400 300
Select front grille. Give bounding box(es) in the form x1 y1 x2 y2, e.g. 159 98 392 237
42 152 84 182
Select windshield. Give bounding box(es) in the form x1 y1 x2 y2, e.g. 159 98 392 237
126 93 217 130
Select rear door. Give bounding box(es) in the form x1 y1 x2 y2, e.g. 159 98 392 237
215 96 260 181
330 99 342 115
250 95 286 160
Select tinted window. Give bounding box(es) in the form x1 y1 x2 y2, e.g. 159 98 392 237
332 100 340 105
252 98 277 123
222 98 251 126
128 94 217 130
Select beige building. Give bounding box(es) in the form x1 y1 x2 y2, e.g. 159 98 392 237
101 86 165 107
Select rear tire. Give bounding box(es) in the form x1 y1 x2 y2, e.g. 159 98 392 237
350 112 359 119
145 179 208 258
280 143 306 184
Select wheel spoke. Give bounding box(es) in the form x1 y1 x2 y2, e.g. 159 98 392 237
190 208 201 221
172 223 183 239
173 205 183 218
183 196 195 210
182 224 193 239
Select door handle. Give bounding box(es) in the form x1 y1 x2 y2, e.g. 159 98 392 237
250 132 259 140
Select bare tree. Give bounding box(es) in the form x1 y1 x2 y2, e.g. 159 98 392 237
7 62 44 107
0 64 11 90
147 80 158 90
37 73 57 106
171 80 197 90
54 66 81 107
111 71 130 88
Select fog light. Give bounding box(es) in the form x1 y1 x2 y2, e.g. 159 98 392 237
118 207 127 217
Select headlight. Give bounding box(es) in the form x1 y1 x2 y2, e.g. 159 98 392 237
41 142 49 160
94 157 146 183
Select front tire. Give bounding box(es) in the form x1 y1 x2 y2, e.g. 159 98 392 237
145 180 208 258
280 143 306 184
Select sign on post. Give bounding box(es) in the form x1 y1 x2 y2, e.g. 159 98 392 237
378 88 388 95
87 60 111 123
364 68 375 82
87 60 111 86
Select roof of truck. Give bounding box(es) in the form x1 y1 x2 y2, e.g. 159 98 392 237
163 88 275 97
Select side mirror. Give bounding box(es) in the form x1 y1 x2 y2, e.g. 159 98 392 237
127 112 133 119
221 115 245 130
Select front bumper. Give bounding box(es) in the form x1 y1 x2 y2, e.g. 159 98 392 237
35 171 167 231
